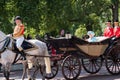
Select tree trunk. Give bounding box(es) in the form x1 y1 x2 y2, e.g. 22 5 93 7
111 0 119 27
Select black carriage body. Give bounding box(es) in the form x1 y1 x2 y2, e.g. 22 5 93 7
47 36 113 58
47 38 78 54
47 36 120 80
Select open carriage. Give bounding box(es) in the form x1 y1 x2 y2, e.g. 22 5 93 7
46 36 120 80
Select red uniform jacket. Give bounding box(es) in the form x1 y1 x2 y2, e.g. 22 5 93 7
114 27 120 37
103 27 114 37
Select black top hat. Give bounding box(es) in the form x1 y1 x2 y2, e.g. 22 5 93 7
114 19 119 22
107 20 111 22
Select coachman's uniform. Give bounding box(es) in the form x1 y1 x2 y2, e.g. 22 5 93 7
103 27 114 37
114 26 120 37
113 21 120 37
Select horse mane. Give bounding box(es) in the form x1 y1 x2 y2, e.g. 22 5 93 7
0 30 6 39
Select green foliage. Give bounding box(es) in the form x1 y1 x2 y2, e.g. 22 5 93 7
75 25 87 38
0 0 118 37
24 28 37 38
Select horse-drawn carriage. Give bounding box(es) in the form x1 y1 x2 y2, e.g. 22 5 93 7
46 36 120 80
0 29 120 80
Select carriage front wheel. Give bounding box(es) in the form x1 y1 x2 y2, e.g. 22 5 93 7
105 45 120 75
62 55 81 80
81 56 103 74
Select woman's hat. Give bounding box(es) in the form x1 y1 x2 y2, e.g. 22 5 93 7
87 31 95 36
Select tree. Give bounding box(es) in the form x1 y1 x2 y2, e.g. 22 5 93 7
0 0 119 37
111 0 119 26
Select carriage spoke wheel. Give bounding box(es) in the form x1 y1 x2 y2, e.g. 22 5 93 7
40 60 59 79
105 46 120 75
81 56 102 74
62 55 81 80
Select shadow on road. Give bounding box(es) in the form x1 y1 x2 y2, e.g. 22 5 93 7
78 74 120 80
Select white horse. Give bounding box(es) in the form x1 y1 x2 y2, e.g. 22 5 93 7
0 31 51 80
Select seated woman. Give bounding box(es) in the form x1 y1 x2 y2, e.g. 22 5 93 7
87 31 97 42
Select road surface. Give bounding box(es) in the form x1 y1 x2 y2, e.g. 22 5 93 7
0 63 120 80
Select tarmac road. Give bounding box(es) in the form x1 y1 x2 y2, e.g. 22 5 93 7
0 63 120 80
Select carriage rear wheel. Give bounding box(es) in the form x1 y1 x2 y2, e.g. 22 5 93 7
105 46 120 75
40 60 59 79
62 55 81 80
81 56 103 74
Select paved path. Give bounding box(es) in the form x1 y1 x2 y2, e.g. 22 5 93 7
0 63 120 80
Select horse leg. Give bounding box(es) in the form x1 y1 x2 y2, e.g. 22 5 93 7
2 63 11 80
3 69 10 80
41 65 45 80
0 63 2 71
22 61 28 80
32 65 40 80
26 64 32 80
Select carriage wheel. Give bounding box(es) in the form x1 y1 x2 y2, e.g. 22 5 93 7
40 60 59 79
62 55 81 80
81 56 103 74
105 46 120 75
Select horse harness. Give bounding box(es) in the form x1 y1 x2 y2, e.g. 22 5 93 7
0 37 37 64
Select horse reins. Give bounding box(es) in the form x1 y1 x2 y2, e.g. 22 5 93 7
0 37 10 53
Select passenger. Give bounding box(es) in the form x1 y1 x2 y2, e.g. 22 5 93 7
60 29 65 37
103 20 114 37
114 20 120 37
87 31 97 42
